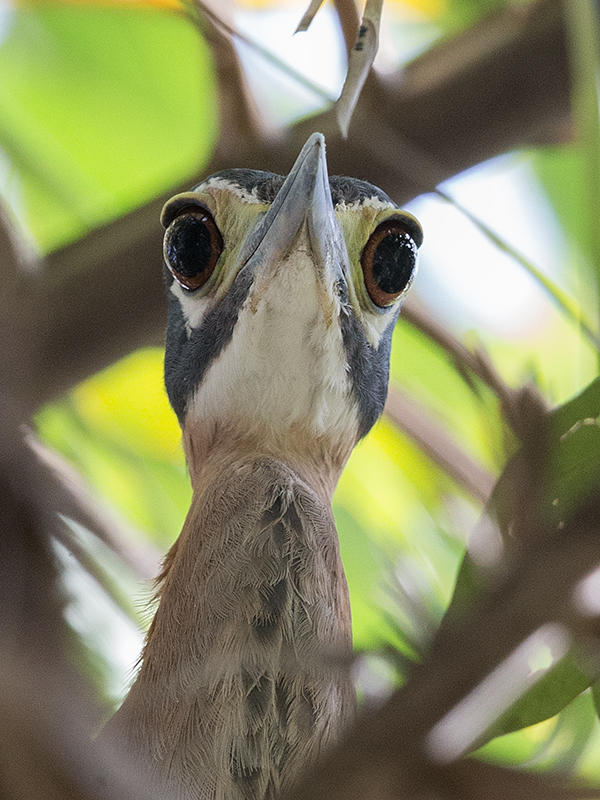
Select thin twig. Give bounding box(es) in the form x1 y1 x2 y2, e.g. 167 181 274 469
25 429 161 581
189 0 335 103
401 298 523 432
53 522 146 628
295 0 326 33
384 387 495 504
333 0 361 56
335 0 383 137
435 189 600 351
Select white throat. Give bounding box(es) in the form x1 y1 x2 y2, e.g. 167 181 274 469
183 248 359 449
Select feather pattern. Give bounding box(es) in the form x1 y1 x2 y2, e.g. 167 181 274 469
111 457 354 799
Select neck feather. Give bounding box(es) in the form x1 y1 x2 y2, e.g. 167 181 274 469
182 418 356 504
112 454 354 799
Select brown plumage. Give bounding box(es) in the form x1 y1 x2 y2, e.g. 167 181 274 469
112 453 354 799
105 133 421 798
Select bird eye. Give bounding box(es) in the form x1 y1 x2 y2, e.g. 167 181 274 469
163 207 223 291
361 219 418 308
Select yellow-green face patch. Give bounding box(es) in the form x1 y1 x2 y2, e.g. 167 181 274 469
162 185 271 302
335 203 422 346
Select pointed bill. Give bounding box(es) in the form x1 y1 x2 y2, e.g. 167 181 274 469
237 132 349 287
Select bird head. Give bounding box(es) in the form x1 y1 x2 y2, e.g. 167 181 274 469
161 133 422 491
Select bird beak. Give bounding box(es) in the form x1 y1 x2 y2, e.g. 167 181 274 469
238 132 349 289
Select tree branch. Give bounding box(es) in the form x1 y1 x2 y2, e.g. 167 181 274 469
333 0 361 56
335 0 384 137
384 386 495 504
401 297 527 434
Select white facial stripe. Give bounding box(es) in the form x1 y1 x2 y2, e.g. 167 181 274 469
201 177 264 205
362 310 395 349
186 248 358 444
170 281 213 333
336 196 396 213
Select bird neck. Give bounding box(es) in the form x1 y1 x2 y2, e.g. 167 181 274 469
182 420 355 505
111 441 355 798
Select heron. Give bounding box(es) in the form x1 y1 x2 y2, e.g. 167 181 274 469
109 132 422 799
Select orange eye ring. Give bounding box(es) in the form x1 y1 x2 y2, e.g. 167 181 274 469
361 219 418 308
163 207 223 292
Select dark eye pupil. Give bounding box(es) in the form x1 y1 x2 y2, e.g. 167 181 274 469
372 231 417 294
166 215 213 278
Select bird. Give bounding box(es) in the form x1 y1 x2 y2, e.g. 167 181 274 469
107 132 422 800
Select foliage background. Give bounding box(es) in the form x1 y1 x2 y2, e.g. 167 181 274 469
2 0 600 789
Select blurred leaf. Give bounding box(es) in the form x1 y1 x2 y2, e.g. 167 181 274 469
490 654 592 739
550 376 600 433
443 377 600 736
466 377 600 547
593 681 600 720
533 146 590 281
336 412 467 659
435 0 508 36
391 319 505 473
532 690 598 772
442 545 481 622
564 0 600 310
546 377 600 521
475 715 558 767
445 380 600 623
71 348 182 463
549 423 600 520
335 505 417 655
477 690 597 772
0 5 217 251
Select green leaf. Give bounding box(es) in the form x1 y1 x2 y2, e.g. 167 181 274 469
0 6 217 251
441 548 483 624
489 653 593 739
548 422 600 520
593 680 600 719
564 1 600 309
545 377 600 523
550 376 600 435
476 689 598 770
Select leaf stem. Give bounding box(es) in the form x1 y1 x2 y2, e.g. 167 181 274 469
434 188 600 351
562 0 600 368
